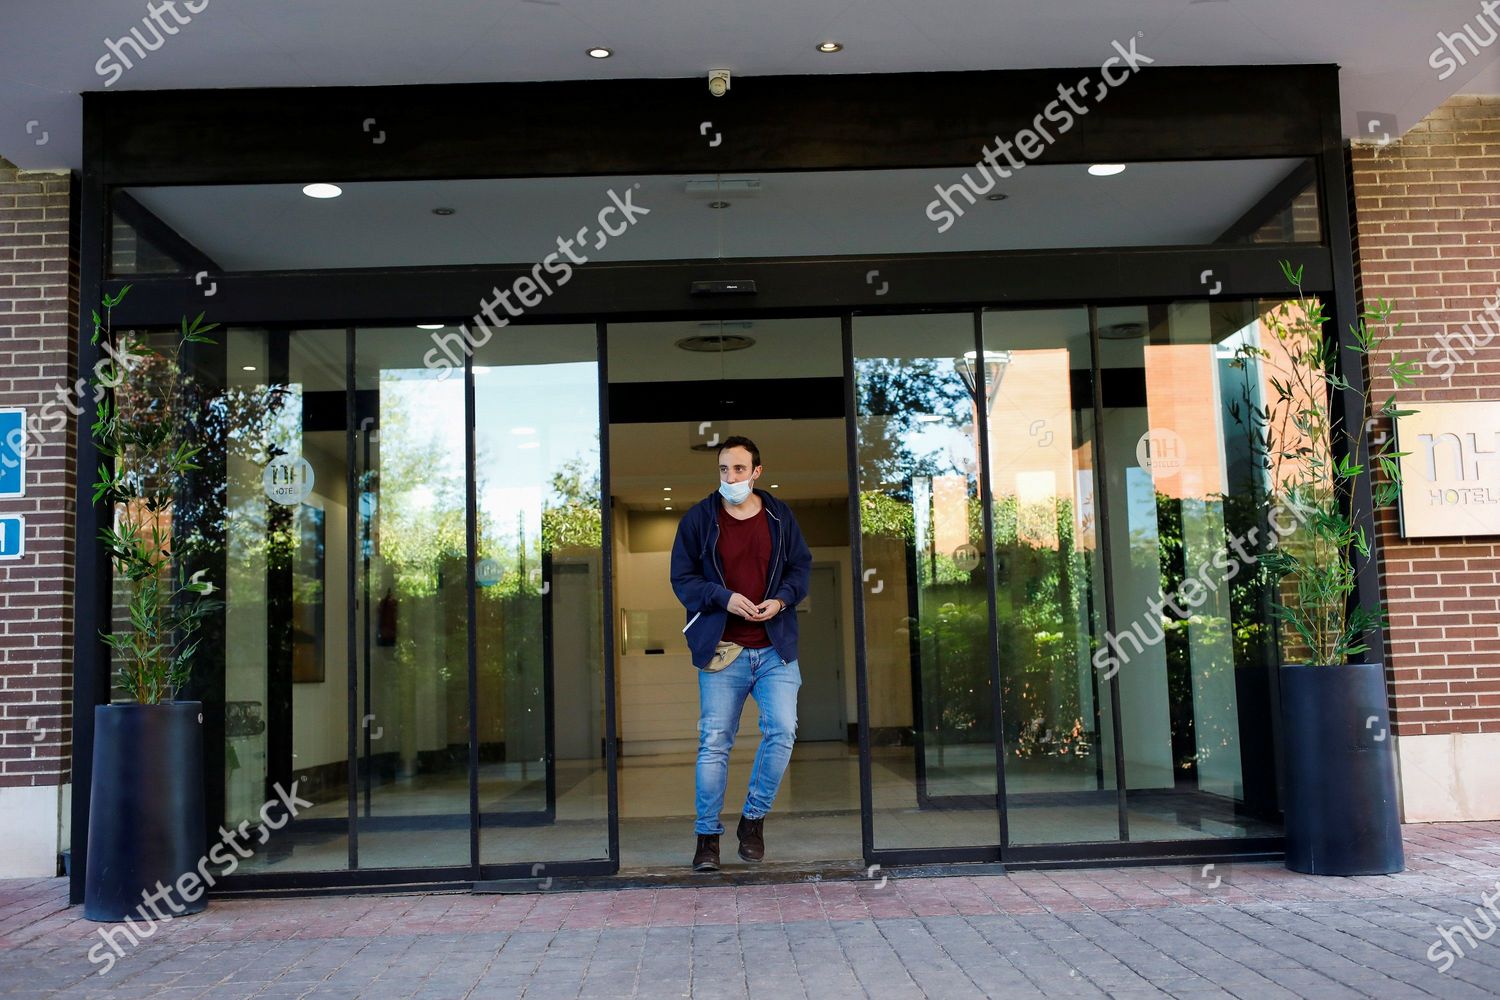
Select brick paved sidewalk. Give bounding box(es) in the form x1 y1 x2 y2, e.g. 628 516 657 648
2 823 1498 999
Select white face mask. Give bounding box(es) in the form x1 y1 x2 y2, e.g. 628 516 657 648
718 478 754 505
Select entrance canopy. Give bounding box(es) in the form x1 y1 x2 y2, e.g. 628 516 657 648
3 0 1499 169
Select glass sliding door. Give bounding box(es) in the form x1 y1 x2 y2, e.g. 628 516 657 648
213 328 353 873
196 319 614 883
472 325 611 870
981 308 1120 846
852 313 1003 853
1094 300 1282 841
350 329 472 869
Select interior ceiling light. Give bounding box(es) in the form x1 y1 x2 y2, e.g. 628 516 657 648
707 200 731 209
417 324 444 330
241 365 257 372
302 183 342 199
817 41 843 53
676 334 756 353
1088 164 1127 177
986 192 1008 202
1100 322 1147 340
587 46 612 59
432 207 455 216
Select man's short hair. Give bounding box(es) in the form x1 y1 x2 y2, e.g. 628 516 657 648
717 435 761 469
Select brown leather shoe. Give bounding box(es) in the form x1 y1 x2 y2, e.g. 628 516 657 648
692 834 720 872
736 815 764 863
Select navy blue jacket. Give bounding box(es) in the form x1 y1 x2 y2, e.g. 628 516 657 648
669 489 813 669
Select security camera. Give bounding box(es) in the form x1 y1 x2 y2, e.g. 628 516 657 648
708 69 731 97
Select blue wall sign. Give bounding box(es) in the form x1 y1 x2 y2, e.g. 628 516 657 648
0 515 24 560
0 409 24 499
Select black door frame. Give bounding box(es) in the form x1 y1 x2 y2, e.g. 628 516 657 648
71 61 1370 899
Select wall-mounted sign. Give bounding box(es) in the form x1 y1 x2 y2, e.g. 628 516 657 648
0 515 24 560
1395 401 1500 538
0 409 25 499
263 455 315 506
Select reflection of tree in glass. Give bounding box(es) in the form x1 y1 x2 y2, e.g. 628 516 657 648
855 357 972 495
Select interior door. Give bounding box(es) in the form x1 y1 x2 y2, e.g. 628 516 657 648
797 564 846 741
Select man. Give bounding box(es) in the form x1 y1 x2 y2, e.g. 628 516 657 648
670 436 812 872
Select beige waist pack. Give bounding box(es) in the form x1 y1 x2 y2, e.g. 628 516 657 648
704 640 742 672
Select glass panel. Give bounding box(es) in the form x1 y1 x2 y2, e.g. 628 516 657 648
981 309 1120 845
473 325 610 865
1095 301 1282 840
110 158 1320 273
853 313 1001 851
212 328 353 873
352 329 471 868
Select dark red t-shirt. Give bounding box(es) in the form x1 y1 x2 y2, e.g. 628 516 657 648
717 504 772 648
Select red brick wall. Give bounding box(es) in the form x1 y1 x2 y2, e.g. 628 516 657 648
1350 96 1500 738
0 157 76 787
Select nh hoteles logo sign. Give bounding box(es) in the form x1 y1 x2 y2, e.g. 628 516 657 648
1396 401 1500 538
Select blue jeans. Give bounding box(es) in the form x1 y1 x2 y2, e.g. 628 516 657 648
694 646 801 835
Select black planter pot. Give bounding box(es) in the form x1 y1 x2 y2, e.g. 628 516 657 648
85 701 207 921
1279 663 1404 876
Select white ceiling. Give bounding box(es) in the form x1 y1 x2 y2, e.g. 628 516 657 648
4 1 1499 171
122 158 1307 270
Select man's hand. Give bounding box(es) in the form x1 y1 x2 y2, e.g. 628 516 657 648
748 598 784 622
726 592 760 619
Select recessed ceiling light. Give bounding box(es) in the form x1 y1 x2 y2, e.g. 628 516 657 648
663 487 672 491
707 200 731 210
664 506 674 511
817 41 843 53
587 46 612 59
1088 164 1127 177
241 365 257 372
770 483 780 488
302 183 342 199
986 193 1008 202
432 207 455 216
677 334 755 353
417 323 444 330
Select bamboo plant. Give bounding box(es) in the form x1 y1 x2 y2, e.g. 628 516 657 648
1236 261 1419 665
90 285 220 704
